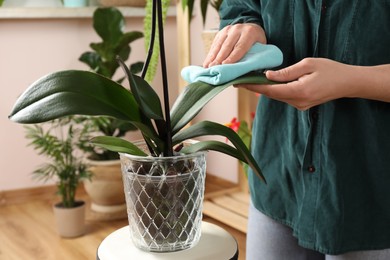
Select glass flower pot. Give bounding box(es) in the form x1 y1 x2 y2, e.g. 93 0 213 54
119 147 206 252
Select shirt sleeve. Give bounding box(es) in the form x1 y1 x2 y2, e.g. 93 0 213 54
219 0 263 29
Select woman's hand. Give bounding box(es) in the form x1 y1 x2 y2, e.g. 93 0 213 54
236 58 390 110
203 23 267 68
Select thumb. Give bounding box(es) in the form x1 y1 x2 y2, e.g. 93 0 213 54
266 63 304 82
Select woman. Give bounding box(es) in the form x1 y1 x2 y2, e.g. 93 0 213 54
204 1 390 259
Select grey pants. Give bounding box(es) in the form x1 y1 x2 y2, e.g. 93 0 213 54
247 202 390 260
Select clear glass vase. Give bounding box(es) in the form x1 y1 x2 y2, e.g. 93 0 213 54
119 148 206 252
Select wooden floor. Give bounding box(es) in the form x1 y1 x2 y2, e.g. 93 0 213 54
0 186 246 259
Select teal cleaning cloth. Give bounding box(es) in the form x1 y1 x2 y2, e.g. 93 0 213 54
181 43 283 85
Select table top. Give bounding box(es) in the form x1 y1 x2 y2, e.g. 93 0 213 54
97 221 239 260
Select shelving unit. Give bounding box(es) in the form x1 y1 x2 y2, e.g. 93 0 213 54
0 6 176 19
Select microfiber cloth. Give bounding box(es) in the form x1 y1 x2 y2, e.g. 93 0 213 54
181 43 283 85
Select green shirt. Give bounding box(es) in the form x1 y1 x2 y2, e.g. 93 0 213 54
220 0 390 255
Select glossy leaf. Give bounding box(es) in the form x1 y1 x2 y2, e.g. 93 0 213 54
171 72 276 133
118 59 164 120
172 120 265 182
9 70 141 124
181 140 246 162
117 31 144 51
93 7 124 43
91 136 147 156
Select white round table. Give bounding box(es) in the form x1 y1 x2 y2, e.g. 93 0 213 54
97 221 239 260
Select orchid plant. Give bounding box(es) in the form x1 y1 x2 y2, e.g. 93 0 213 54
8 0 273 183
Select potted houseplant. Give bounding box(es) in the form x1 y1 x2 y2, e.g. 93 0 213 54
76 7 144 219
24 117 91 238
181 0 223 25
9 0 271 252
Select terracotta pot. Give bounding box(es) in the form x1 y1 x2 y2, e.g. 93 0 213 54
84 159 127 218
53 201 85 238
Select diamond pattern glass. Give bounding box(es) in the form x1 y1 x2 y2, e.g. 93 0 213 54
120 150 206 252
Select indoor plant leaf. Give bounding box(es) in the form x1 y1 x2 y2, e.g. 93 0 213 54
179 140 246 162
172 120 265 182
117 31 144 51
79 52 101 71
93 7 124 43
171 72 276 133
90 136 148 156
9 70 141 123
118 60 164 120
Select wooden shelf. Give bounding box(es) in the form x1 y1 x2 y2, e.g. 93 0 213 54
0 6 177 19
203 174 250 234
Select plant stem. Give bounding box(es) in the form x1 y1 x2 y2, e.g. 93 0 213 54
156 0 173 156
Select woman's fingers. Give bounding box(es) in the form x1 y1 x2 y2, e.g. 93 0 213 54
203 23 267 68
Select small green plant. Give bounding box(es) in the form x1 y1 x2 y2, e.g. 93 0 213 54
79 7 144 80
77 7 144 160
25 117 91 208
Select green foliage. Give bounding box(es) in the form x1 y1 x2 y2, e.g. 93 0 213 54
79 7 144 79
9 71 273 182
24 118 91 208
143 0 171 83
8 1 270 183
182 0 224 25
78 7 143 160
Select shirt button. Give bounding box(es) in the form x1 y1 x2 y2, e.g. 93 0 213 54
308 166 316 173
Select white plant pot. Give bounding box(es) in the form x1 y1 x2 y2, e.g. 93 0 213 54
53 201 86 238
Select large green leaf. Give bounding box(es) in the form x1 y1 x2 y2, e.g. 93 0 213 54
116 31 144 52
181 140 246 162
172 120 265 182
170 72 276 133
117 59 164 120
90 136 148 156
93 7 124 43
9 70 141 124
